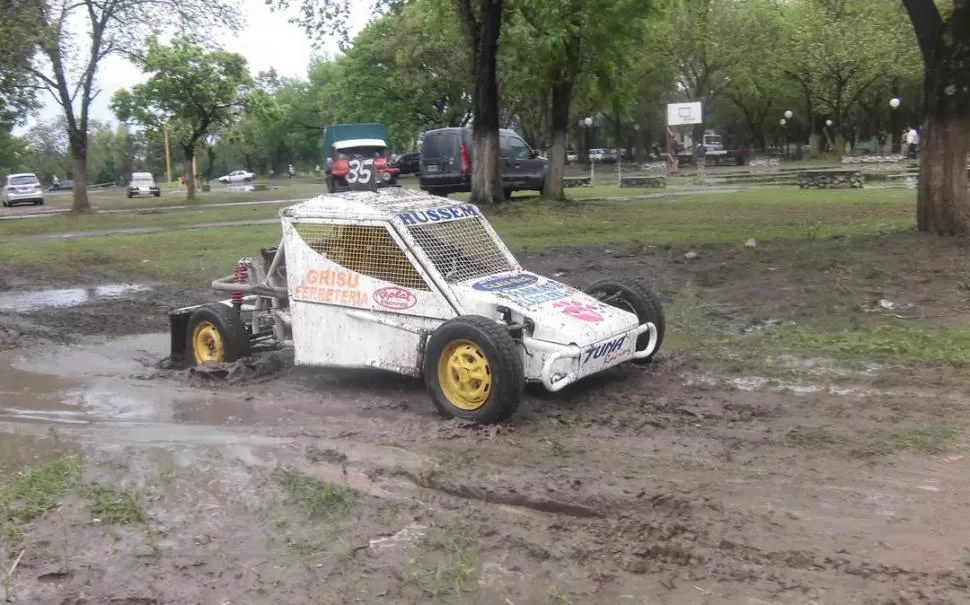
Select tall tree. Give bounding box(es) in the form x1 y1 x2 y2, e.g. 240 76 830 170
111 36 253 200
455 0 506 204
901 0 970 234
0 0 41 127
504 0 652 200
276 0 508 204
20 0 240 212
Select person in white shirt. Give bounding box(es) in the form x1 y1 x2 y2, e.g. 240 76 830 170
905 127 919 159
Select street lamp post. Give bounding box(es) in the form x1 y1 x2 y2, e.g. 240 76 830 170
784 110 794 159
583 116 594 185
889 97 901 153
779 118 787 158
824 119 834 152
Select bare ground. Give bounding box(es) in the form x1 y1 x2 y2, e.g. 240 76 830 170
2 231 970 604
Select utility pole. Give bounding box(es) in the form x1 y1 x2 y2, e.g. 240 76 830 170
163 122 172 184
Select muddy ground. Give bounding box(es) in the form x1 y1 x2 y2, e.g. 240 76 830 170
2 231 970 604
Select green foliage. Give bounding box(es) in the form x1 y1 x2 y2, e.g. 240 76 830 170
21 118 161 185
112 36 253 156
782 0 920 133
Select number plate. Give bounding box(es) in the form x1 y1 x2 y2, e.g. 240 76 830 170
425 164 439 173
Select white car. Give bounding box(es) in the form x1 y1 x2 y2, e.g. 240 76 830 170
167 188 665 424
127 172 160 198
2 173 45 207
218 170 255 184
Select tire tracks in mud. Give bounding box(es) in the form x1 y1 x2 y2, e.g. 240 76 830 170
358 458 970 601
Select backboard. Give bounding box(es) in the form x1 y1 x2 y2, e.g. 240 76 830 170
667 102 703 126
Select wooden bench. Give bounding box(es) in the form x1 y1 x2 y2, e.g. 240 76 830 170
620 175 666 189
564 176 591 188
797 169 864 189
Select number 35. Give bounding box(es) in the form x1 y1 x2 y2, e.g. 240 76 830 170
347 159 373 184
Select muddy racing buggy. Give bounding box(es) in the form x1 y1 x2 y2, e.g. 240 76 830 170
168 188 665 423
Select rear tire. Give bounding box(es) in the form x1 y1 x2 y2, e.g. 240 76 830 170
424 315 523 424
186 303 251 365
585 277 665 364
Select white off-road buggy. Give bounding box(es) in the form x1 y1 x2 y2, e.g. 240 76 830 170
168 188 665 423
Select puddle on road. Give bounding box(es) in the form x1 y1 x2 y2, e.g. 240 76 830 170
0 333 285 439
0 283 153 312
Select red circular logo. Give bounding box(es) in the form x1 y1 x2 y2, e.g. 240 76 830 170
373 286 417 310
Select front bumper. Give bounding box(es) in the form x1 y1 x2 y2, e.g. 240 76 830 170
522 322 659 392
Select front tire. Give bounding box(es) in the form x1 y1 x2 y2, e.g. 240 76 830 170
186 303 250 365
585 277 665 364
424 315 524 423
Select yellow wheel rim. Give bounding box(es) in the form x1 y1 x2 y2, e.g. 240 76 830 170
192 321 225 364
437 340 492 411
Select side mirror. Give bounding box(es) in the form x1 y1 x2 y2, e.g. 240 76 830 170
531 149 539 158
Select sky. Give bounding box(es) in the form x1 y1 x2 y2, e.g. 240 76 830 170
15 0 371 135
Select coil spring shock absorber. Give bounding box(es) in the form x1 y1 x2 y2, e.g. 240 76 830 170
232 262 247 312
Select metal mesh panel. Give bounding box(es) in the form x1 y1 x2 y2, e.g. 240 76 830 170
408 218 515 283
293 223 430 290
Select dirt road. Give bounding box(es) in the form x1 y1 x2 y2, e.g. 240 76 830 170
1 232 969 604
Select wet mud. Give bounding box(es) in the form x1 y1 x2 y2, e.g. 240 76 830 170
2 231 970 604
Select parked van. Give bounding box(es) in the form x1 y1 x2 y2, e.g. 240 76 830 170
418 127 547 197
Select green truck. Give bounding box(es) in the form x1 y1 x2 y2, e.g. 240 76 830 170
322 123 399 193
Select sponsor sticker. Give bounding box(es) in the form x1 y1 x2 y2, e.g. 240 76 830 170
293 268 368 306
373 286 417 310
472 273 540 292
552 299 603 322
396 204 480 226
583 335 627 365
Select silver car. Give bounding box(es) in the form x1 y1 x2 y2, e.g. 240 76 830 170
1 173 45 207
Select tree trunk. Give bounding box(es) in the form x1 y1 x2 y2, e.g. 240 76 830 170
915 115 970 234
184 146 197 200
458 0 505 205
68 129 91 212
543 81 572 201
903 0 970 234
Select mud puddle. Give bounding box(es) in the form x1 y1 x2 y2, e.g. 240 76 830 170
0 283 153 311
0 333 290 443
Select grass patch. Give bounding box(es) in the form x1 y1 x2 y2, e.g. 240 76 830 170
785 423 961 457
83 483 148 524
0 456 81 540
0 187 915 285
852 424 961 457
274 468 358 521
405 532 480 600
759 324 970 366
0 224 281 284
0 201 293 237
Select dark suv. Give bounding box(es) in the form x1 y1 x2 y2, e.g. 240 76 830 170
418 127 547 197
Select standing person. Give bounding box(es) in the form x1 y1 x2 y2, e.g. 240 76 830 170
288 164 295 179
694 140 707 181
905 127 918 159
52 174 60 190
